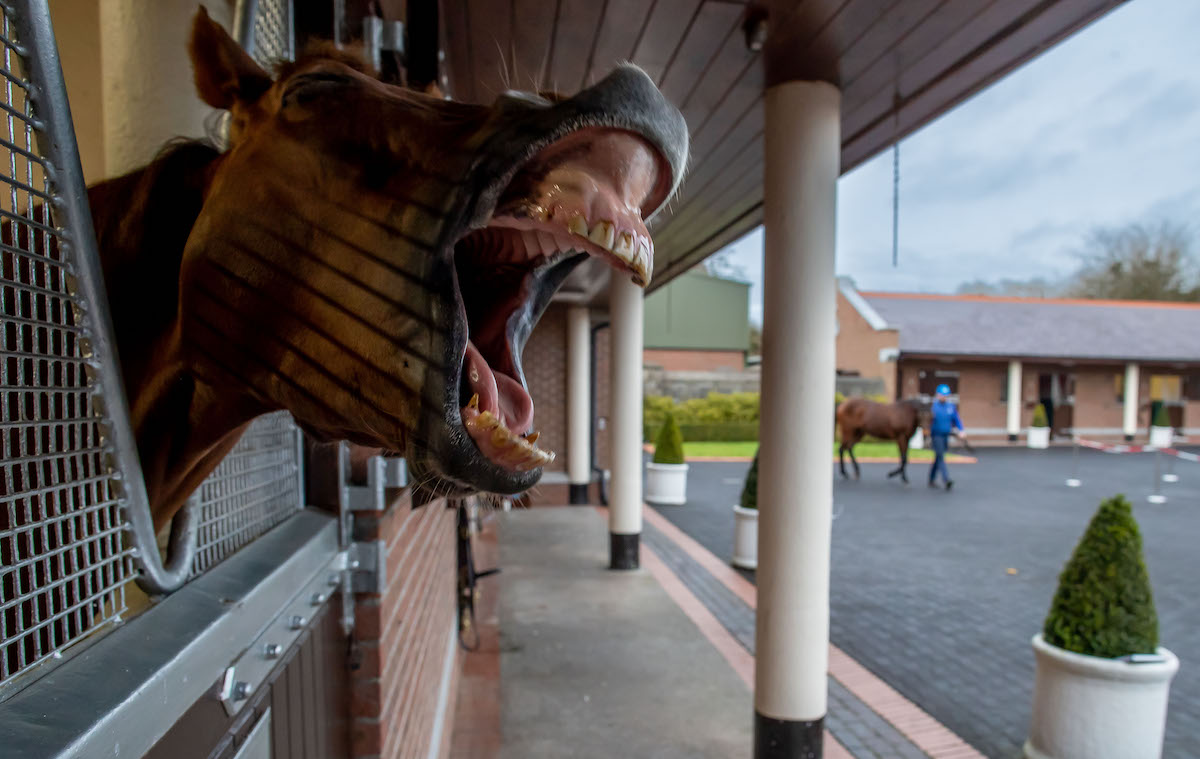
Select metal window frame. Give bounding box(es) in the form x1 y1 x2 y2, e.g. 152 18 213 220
0 509 340 759
4 0 194 596
232 0 295 65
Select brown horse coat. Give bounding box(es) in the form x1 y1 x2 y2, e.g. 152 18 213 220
82 10 688 528
835 397 922 483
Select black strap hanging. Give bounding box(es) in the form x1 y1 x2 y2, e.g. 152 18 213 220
456 500 499 651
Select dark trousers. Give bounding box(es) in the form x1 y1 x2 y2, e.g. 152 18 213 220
929 433 951 484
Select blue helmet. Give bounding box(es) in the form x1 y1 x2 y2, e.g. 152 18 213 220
935 384 952 396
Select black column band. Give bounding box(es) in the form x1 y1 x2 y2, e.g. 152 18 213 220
569 483 589 504
754 712 824 759
609 532 639 570
1125 433 1135 442
1007 433 1018 442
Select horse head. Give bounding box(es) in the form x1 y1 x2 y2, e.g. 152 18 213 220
178 9 687 501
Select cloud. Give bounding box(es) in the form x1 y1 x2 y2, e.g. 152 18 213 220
703 0 1200 325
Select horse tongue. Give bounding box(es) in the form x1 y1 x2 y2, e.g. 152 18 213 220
462 342 534 433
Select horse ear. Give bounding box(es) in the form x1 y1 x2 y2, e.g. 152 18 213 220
188 6 272 109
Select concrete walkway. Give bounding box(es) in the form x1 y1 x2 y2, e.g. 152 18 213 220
494 507 751 758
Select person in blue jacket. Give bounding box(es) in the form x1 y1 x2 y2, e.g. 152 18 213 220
929 384 966 490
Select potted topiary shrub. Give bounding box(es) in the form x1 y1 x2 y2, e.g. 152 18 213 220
1028 403 1050 449
1025 495 1179 759
731 451 758 569
1149 404 1174 449
645 414 688 505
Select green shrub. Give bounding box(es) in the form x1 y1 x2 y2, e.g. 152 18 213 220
1031 403 1049 428
652 415 686 464
1152 403 1170 427
1042 495 1159 658
643 421 759 442
739 451 759 510
644 392 760 428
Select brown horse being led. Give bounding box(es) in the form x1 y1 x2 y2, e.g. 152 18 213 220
86 9 687 529
835 397 925 483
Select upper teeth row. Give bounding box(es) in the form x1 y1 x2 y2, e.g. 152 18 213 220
567 215 653 286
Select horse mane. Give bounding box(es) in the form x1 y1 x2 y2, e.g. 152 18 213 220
88 139 222 391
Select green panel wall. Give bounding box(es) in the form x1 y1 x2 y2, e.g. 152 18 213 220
644 270 750 351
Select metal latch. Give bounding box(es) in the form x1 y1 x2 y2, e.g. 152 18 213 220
343 456 407 511
363 16 404 73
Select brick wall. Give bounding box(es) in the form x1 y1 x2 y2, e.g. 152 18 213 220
1072 365 1125 434
350 492 459 759
523 305 569 473
643 348 745 371
835 290 900 398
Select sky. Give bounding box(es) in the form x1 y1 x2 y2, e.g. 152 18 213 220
711 0 1200 325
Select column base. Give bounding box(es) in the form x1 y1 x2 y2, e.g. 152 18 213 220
1008 433 1018 442
609 532 639 570
755 712 824 759
568 483 589 504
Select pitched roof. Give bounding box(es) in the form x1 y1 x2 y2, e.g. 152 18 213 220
859 292 1200 363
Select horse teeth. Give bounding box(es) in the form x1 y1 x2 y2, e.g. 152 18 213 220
613 231 635 260
525 431 539 445
589 220 615 251
568 214 588 238
467 393 479 410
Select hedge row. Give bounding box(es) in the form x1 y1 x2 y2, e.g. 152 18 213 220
643 421 759 442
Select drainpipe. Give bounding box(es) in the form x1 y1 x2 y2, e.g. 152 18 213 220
567 306 591 504
590 320 610 505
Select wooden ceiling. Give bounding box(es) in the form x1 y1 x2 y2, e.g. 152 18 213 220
436 0 1125 295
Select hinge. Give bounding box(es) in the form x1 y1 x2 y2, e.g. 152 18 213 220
342 455 407 511
346 539 388 594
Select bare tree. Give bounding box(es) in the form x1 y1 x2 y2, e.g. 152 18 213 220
1068 221 1197 301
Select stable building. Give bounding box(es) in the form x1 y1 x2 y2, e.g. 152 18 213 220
837 278 1200 442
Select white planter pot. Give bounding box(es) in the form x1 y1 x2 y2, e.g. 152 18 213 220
1149 426 1174 449
731 505 757 569
1027 426 1050 449
645 462 688 505
1025 633 1179 759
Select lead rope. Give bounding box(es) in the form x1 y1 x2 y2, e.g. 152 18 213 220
457 500 499 651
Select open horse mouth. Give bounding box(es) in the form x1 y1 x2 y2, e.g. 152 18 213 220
451 127 668 476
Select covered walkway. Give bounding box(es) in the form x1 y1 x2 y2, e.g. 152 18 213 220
451 507 983 758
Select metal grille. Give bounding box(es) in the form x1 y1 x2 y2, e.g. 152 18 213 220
248 0 293 68
0 3 132 691
191 411 303 574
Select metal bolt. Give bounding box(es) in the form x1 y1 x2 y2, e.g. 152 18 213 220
263 643 282 659
311 592 326 605
289 615 306 630
233 681 252 700
327 573 340 587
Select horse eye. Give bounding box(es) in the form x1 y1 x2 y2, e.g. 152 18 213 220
281 73 351 108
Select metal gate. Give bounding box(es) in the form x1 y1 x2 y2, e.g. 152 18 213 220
0 2 393 756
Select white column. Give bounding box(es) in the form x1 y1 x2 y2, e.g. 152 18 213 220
566 306 591 503
1006 360 1023 441
755 80 839 739
608 276 644 568
1124 362 1140 441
